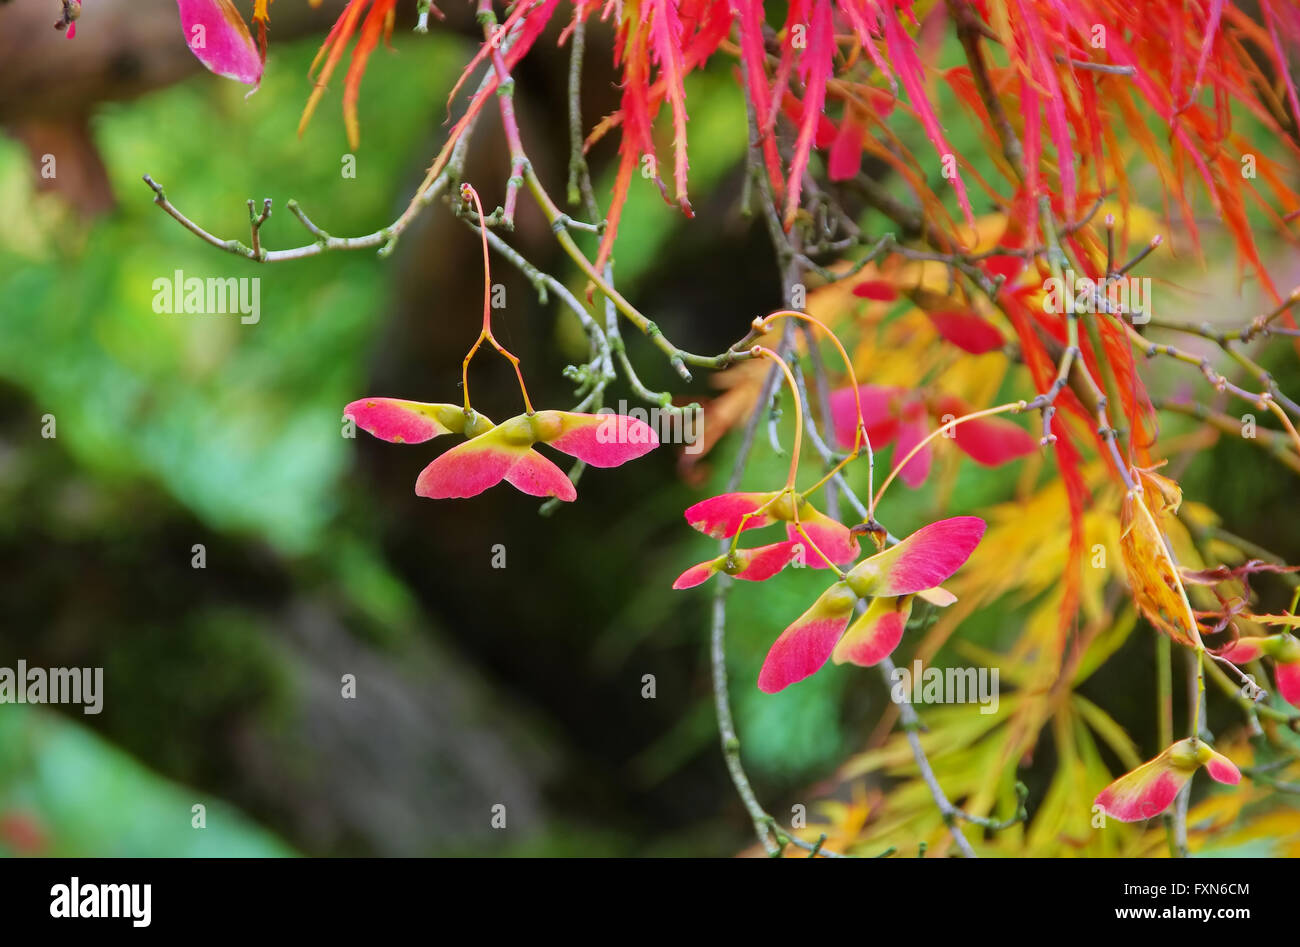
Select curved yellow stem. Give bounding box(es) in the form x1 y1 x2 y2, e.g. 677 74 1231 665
460 183 534 415
758 309 878 517
871 402 1027 509
752 346 803 489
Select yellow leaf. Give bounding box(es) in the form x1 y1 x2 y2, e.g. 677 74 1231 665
1119 466 1199 646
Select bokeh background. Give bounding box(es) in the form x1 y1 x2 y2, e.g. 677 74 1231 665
1 0 1298 856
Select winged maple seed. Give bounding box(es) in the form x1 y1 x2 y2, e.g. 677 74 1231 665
64 1 267 82
670 490 858 589
921 311 1004 356
757 516 985 693
685 491 858 560
176 0 265 85
671 540 805 590
344 398 658 502
1217 634 1300 707
1094 738 1241 823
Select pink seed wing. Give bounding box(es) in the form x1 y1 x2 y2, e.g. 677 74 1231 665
540 411 659 467
893 416 933 488
832 596 913 667
785 507 858 567
684 492 778 539
829 385 901 450
827 111 864 181
1275 661 1300 708
828 388 859 450
672 541 796 590
757 582 857 693
851 516 987 597
852 280 899 301
415 428 524 499
733 541 800 582
503 449 577 501
1094 762 1190 823
344 398 478 444
1202 748 1242 786
925 309 1004 354
176 0 264 85
1217 637 1267 664
917 586 957 607
672 558 722 590
881 516 986 595
953 416 1038 466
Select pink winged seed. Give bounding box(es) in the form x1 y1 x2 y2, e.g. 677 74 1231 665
758 582 858 693
343 398 469 444
684 492 778 539
737 541 801 582
1095 767 1190 823
785 509 858 567
893 415 933 488
672 541 799 591
1203 750 1242 786
953 416 1038 466
850 516 987 597
1276 662 1300 707
541 411 659 467
176 0 264 85
832 597 913 667
830 385 903 450
503 449 578 502
415 435 523 500
1217 637 1268 664
1095 739 1241 822
1216 640 1268 663
672 560 719 590
925 310 1004 355
417 435 577 502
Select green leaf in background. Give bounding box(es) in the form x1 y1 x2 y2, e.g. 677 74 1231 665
0 706 293 857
